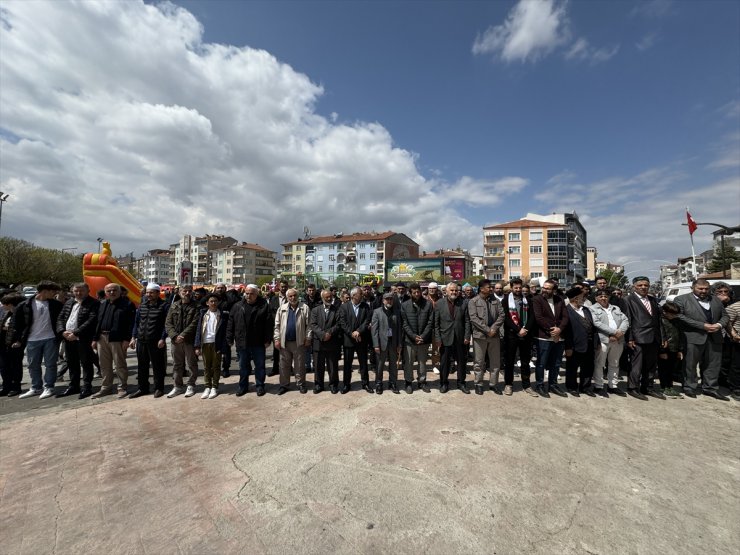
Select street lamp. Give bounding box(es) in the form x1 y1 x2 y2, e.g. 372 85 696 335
97 237 104 253
0 192 9 233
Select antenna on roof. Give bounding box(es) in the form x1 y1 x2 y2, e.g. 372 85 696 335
303 226 311 239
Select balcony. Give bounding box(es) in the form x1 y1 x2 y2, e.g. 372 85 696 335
346 252 357 263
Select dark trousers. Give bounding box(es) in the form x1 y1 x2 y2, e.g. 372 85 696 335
658 351 681 389
440 341 467 386
629 342 658 393
343 344 369 387
0 347 23 392
535 340 564 387
137 341 167 392
238 346 267 390
729 342 740 391
565 348 595 391
375 345 399 386
271 347 280 375
315 349 339 387
222 347 231 371
65 339 95 390
504 334 533 388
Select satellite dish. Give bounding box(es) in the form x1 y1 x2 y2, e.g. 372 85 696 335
303 226 311 239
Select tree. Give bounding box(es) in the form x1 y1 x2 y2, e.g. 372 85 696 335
596 268 628 290
0 236 83 287
705 242 740 273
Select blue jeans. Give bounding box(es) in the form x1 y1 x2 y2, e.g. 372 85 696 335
535 339 564 388
26 338 59 390
238 346 266 391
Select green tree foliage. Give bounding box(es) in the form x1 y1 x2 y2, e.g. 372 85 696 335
596 269 628 289
705 242 740 273
0 237 83 287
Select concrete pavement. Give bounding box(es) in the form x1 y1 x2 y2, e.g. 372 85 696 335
0 358 738 554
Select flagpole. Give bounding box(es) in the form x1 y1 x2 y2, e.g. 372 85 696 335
687 206 697 279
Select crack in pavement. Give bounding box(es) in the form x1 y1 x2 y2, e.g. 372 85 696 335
231 448 252 499
51 444 72 555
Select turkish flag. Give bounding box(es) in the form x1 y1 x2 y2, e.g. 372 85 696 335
686 210 698 235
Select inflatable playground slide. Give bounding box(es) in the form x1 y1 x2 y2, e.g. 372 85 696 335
82 242 143 307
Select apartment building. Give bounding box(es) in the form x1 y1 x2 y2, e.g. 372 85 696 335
136 249 174 284
171 234 238 285
280 231 419 283
213 242 277 285
483 212 587 286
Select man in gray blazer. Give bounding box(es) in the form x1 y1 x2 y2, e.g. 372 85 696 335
469 279 505 395
675 278 730 400
433 282 471 393
371 292 403 394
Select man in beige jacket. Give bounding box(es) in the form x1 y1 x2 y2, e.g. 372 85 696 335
274 288 313 394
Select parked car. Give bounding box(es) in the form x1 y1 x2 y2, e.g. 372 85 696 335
662 279 740 304
22 286 37 299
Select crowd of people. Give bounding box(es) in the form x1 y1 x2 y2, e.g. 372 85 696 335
1 275 738 402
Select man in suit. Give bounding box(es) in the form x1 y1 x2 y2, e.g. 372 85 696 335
309 289 342 394
675 278 730 400
468 279 505 395
433 281 471 393
371 292 403 394
502 278 537 396
338 286 372 394
268 280 289 377
622 276 664 400
532 279 569 398
563 288 597 396
55 282 99 399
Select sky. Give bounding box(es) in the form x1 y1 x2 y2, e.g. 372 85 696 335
1 0 738 280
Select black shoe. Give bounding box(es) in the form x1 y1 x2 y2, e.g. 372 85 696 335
235 389 247 397
420 382 430 393
582 388 596 397
405 384 413 394
550 385 567 397
440 384 449 394
331 384 338 394
363 384 374 394
490 385 503 395
267 370 279 377
390 384 400 394
313 385 323 394
596 388 608 398
535 385 549 398
647 389 665 400
277 386 288 395
129 390 148 399
7 390 20 397
567 389 580 397
608 387 626 397
0 390 9 397
375 384 383 395
221 370 231 378
341 385 350 394
256 386 266 397
56 387 81 398
300 386 307 394
79 389 92 399
683 389 697 398
702 390 730 401
153 390 164 398
628 389 648 401
474 384 483 395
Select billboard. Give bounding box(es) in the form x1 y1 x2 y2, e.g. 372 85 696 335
444 259 465 281
386 259 443 283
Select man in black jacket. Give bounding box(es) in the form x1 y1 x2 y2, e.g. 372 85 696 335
227 285 273 396
268 280 289 377
309 289 342 394
56 283 99 399
338 287 372 394
502 278 537 397
165 285 201 398
400 283 434 393
130 283 169 398
14 281 63 399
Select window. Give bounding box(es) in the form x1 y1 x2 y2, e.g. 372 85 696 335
369 253 375 259
369 242 375 248
508 246 521 254
529 258 543 267
295 265 300 272
509 258 521 267
317 255 324 262
295 255 301 261
359 253 366 259
490 273 503 281
360 265 366 271
329 265 334 272
370 265 375 271
530 245 542 254
318 266 323 272
529 231 543 241
530 272 543 278
329 254 335 261
508 232 521 241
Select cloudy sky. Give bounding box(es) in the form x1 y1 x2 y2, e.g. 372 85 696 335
1 0 738 278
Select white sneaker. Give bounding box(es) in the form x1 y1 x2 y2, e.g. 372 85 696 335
184 385 195 398
208 388 218 399
39 388 55 399
167 387 184 398
201 388 211 399
19 388 41 399
432 366 440 374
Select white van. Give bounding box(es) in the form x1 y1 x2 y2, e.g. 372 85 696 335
662 279 740 303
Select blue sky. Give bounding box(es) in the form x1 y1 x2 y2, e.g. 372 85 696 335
1 0 738 278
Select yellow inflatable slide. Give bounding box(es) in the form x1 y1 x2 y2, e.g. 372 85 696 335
83 242 143 307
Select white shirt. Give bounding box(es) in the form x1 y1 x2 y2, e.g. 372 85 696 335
694 295 711 311
547 297 555 315
204 311 218 343
65 301 82 332
28 299 55 342
604 305 618 330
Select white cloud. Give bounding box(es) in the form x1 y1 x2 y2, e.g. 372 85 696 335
635 32 659 51
537 167 740 265
630 0 674 19
706 131 740 171
564 38 620 64
0 0 527 258
472 0 570 62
